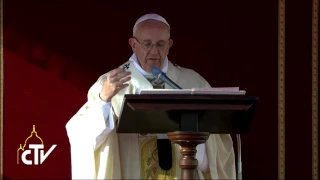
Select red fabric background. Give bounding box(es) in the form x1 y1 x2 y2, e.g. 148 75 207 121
4 0 315 179
3 48 85 179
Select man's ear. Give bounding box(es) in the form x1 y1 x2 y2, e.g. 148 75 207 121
129 38 136 51
169 39 173 48
167 39 174 55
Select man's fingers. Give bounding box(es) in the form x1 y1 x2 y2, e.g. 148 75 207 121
108 69 118 78
119 76 131 84
108 68 131 84
116 83 129 91
109 68 128 78
110 73 131 83
108 68 121 78
119 71 131 78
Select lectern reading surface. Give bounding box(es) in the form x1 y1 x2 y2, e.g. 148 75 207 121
117 94 257 134
117 92 258 180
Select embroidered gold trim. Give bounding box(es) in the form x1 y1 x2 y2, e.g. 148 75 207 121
312 0 318 179
0 0 3 178
278 0 285 179
138 135 178 179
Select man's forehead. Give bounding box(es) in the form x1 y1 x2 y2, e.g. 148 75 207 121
140 38 167 42
137 20 169 31
135 22 170 40
136 30 169 41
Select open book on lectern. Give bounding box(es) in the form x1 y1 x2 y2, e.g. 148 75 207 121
136 87 246 95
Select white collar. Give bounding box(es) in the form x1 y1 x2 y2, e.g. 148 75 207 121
129 53 168 76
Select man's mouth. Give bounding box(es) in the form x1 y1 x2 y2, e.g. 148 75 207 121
147 58 159 61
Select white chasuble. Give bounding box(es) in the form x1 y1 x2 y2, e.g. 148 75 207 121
66 54 236 180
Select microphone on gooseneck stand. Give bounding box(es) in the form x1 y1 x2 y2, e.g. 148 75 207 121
236 134 242 180
151 66 181 171
151 67 182 89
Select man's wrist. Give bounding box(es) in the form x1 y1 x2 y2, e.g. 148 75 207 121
99 93 111 103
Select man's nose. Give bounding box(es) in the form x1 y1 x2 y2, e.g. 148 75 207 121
149 45 159 54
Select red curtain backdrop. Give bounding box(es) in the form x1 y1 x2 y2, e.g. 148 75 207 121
3 48 85 179
3 0 317 179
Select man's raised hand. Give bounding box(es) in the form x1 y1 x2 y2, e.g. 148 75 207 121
99 68 131 102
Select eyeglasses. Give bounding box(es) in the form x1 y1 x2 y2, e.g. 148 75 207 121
133 36 169 50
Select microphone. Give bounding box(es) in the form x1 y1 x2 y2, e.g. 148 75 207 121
151 66 181 170
151 67 182 89
236 134 242 180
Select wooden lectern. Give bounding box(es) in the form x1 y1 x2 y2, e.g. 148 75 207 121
117 94 258 179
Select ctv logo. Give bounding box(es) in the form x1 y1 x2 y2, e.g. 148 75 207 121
17 125 57 165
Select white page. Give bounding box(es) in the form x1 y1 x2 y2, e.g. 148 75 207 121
192 87 240 91
136 88 191 95
136 87 246 95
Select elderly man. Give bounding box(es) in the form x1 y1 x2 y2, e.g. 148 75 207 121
66 13 236 179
